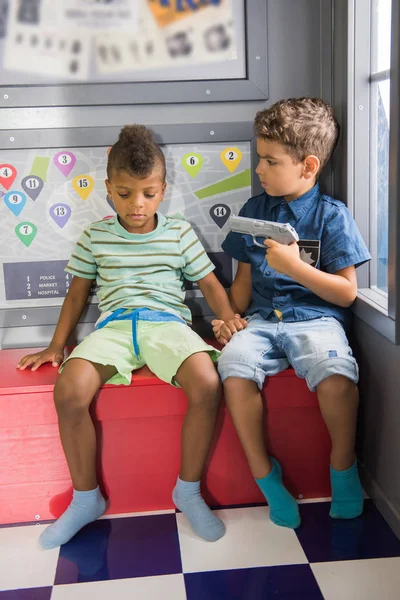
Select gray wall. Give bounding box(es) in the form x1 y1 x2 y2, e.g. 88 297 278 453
353 320 400 539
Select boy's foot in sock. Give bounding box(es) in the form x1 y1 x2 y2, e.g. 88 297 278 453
255 458 301 529
172 477 225 542
330 461 364 519
39 487 106 549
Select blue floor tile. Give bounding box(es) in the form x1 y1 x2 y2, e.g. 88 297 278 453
0 590 52 600
54 513 182 584
296 499 400 563
184 565 324 600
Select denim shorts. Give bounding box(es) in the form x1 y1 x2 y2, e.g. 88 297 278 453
217 314 359 392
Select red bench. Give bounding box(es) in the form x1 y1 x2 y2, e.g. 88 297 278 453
0 346 331 525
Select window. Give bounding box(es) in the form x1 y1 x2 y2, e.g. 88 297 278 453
370 0 391 295
349 0 400 342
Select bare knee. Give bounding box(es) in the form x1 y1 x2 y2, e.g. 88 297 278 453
223 376 260 398
54 376 93 420
222 376 237 393
186 368 221 411
317 375 358 400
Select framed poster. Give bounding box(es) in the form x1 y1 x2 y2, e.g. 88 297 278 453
0 0 268 107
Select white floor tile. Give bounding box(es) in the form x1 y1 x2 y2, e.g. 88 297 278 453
51 574 187 600
312 557 400 600
177 506 308 573
0 524 59 591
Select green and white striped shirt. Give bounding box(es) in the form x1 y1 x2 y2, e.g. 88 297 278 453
65 213 215 324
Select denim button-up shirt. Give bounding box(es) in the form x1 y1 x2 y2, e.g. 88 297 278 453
222 184 371 328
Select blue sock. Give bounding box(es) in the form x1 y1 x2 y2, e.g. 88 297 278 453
172 477 226 542
39 487 106 549
330 461 364 519
255 458 301 529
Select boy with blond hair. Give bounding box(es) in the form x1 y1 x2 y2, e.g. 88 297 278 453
213 97 371 528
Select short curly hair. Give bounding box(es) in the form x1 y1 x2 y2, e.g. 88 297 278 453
107 124 166 181
254 97 340 173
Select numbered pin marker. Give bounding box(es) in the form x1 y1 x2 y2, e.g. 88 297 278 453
0 164 17 190
210 204 231 228
21 175 44 201
54 151 76 177
182 153 203 178
72 174 94 200
15 222 37 247
220 147 242 173
50 203 72 228
4 191 27 216
106 194 116 212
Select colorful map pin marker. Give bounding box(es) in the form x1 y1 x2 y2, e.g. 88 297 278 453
220 147 243 173
72 174 94 200
15 222 37 247
21 175 44 201
210 204 231 228
106 194 116 212
4 191 27 217
49 203 72 228
0 164 17 190
54 151 76 177
182 153 203 178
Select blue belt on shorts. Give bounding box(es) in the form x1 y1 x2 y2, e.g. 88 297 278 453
95 307 185 357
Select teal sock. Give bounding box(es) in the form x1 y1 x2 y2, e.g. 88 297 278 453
255 458 301 529
330 460 364 519
39 487 106 549
172 477 226 542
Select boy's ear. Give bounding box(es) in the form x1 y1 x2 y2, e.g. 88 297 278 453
303 155 320 179
161 181 167 197
105 179 111 194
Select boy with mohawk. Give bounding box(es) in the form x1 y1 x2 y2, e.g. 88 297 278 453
18 124 245 547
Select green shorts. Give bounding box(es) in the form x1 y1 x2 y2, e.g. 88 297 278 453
61 320 221 386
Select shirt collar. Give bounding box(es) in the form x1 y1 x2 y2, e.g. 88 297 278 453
268 183 320 220
114 212 166 240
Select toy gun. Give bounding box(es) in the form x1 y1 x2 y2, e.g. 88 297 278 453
228 215 299 247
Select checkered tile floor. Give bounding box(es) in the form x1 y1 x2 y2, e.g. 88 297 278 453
1 500 400 599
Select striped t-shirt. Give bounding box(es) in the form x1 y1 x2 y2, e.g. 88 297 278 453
65 213 215 324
